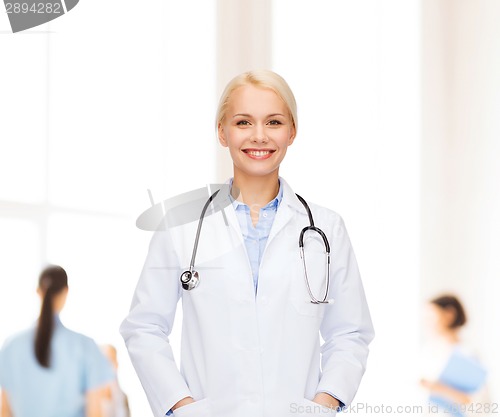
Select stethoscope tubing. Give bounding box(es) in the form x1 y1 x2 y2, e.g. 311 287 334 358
181 187 331 304
189 189 221 271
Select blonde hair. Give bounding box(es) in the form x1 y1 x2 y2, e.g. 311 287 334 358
215 69 298 134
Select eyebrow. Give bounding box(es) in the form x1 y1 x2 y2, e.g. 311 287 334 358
232 113 286 118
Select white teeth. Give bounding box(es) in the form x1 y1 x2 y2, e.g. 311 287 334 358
247 150 271 156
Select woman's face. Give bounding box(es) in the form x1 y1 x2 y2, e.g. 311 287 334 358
218 84 296 179
424 303 455 335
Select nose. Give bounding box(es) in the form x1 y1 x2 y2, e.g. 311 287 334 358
251 123 268 143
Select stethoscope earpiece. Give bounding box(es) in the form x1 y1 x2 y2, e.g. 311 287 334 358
296 194 331 304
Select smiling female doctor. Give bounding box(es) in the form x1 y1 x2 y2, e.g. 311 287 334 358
120 70 375 417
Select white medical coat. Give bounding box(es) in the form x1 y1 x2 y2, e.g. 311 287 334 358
120 176 375 417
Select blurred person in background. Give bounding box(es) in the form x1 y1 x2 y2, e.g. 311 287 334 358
100 344 130 417
420 294 491 417
0 265 114 417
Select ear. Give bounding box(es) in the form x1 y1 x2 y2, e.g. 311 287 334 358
218 122 228 147
288 125 296 146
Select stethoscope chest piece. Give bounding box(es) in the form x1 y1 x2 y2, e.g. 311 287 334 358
180 269 199 291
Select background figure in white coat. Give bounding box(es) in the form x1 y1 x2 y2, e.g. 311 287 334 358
120 69 375 417
420 294 491 417
100 345 131 417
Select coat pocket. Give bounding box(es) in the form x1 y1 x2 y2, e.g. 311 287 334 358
300 398 337 416
290 291 327 318
173 398 212 417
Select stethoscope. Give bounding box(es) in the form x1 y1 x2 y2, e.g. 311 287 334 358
180 188 332 304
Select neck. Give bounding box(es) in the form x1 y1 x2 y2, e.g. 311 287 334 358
440 329 460 344
231 168 280 210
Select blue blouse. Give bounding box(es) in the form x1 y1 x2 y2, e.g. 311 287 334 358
229 176 283 295
0 315 115 417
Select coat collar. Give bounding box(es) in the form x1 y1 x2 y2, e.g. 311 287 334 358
228 176 284 211
219 175 304 212
214 175 306 248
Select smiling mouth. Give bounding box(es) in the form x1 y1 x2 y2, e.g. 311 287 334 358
242 149 276 157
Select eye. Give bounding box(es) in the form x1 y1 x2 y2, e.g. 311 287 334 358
236 120 250 126
268 119 283 125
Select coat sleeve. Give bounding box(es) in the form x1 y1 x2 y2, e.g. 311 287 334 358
316 214 375 407
119 227 192 417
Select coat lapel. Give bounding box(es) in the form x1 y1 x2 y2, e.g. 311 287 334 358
265 176 306 251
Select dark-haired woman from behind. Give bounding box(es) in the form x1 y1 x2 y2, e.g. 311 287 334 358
0 265 114 417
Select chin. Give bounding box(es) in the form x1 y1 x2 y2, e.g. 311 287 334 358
237 166 280 178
